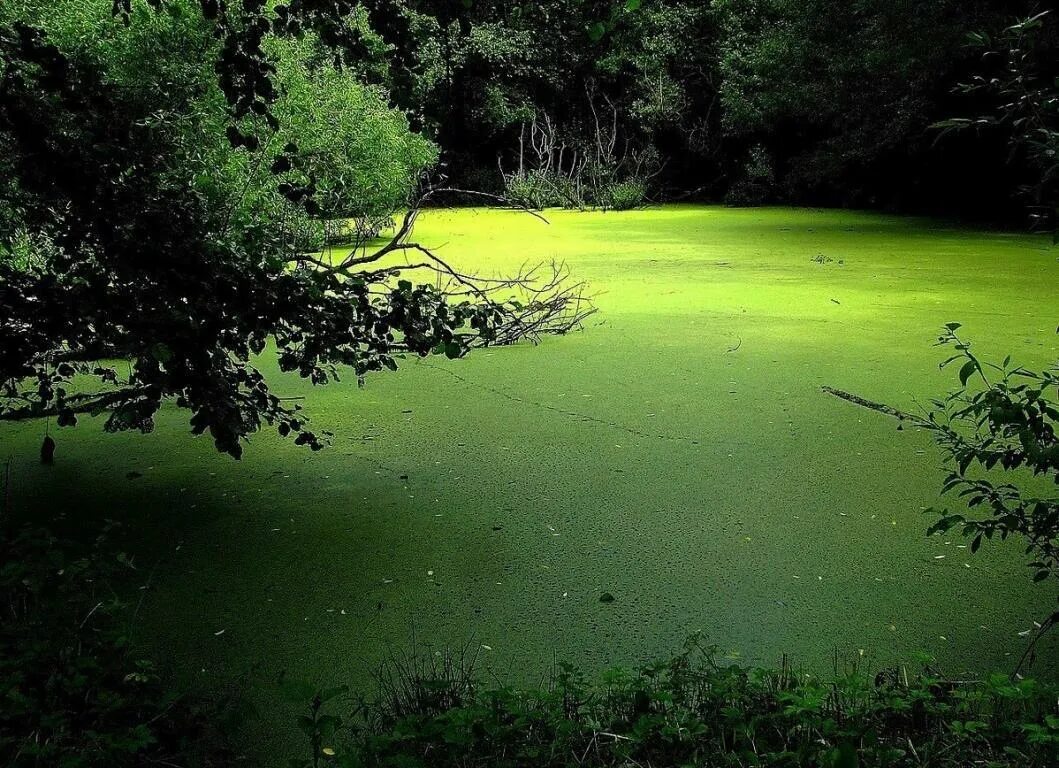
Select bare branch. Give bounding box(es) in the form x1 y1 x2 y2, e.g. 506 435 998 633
821 386 924 424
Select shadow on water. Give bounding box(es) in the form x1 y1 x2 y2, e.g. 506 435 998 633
4 396 1059 765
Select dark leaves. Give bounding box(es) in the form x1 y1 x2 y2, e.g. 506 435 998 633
225 125 259 150
201 0 221 21
39 435 55 465
924 325 1058 588
0 8 589 461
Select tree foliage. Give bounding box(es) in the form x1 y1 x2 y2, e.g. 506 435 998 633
355 0 721 198
0 0 591 458
294 0 1045 215
935 11 1059 233
713 0 1039 210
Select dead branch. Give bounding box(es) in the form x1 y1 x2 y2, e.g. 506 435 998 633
401 253 597 346
499 112 591 210
821 386 925 425
285 182 595 349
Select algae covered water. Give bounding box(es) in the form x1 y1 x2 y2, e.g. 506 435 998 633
3 205 1057 760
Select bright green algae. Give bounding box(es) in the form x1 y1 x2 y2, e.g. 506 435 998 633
3 205 1057 761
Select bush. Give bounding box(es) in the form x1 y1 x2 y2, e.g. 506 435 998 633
600 179 647 211
503 172 647 211
0 524 219 767
503 170 584 210
270 33 438 226
301 637 1059 768
504 170 560 210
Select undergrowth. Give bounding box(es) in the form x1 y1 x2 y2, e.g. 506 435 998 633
295 636 1059 768
0 522 227 767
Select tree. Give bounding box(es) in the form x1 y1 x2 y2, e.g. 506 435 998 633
713 0 1034 213
935 11 1059 233
0 0 592 458
343 0 721 198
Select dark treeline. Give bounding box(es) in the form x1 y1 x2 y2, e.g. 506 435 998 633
350 0 1055 221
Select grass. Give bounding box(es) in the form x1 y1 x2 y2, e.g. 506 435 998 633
2 204 1058 762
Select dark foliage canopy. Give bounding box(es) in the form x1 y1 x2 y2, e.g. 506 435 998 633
0 0 588 457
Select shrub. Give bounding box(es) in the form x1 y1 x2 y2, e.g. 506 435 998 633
270 33 438 228
301 637 1059 768
504 171 647 211
503 170 585 210
600 179 647 211
504 170 562 210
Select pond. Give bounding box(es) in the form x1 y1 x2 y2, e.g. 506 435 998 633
4 204 1057 762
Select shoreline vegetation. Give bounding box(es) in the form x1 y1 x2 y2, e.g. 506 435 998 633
4 524 1058 768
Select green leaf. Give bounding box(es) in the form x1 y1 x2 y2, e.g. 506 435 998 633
317 714 342 737
56 408 77 428
149 342 173 365
958 360 977 386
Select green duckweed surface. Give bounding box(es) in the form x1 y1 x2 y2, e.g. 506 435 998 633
4 205 1058 760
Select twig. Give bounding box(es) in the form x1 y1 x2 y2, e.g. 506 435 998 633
79 601 104 630
1012 611 1058 679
